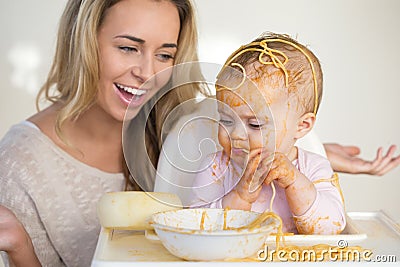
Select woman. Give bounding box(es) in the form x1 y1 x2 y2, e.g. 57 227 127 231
0 0 207 266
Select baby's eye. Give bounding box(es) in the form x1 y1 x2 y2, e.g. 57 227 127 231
119 46 138 53
219 119 233 126
249 123 262 129
248 119 266 129
249 123 263 129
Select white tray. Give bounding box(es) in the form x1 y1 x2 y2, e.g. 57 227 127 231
91 211 400 266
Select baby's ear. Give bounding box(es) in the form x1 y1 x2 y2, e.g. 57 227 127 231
295 112 316 139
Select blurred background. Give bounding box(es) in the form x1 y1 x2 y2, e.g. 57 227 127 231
0 0 399 221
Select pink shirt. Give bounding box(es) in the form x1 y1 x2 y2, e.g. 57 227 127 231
191 147 346 234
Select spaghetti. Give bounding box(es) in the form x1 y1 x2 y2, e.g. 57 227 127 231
216 36 319 115
223 174 370 262
200 210 206 230
313 173 345 206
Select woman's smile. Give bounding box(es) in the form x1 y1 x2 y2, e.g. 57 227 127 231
114 82 148 107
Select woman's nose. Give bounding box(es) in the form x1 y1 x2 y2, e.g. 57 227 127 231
131 54 155 83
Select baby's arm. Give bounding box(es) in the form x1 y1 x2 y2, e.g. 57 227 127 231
264 152 345 234
292 176 346 235
221 175 261 210
264 153 317 215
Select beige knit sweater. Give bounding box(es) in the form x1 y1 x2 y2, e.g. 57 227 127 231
0 122 125 267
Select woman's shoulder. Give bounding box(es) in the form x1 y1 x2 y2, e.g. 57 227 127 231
0 121 42 150
0 121 47 186
1 108 65 182
27 103 60 140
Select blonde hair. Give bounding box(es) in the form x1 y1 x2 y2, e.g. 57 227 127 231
37 0 208 190
144 0 209 177
218 32 323 114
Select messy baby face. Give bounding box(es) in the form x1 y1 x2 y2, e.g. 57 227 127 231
216 69 302 165
217 87 271 167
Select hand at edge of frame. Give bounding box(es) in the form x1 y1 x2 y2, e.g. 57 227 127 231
324 143 400 176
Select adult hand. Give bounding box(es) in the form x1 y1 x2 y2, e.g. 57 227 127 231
324 143 400 176
0 205 41 267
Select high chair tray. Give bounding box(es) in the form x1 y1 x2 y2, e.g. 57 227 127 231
91 211 400 266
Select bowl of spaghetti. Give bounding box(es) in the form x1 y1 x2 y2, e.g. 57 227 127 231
149 208 280 261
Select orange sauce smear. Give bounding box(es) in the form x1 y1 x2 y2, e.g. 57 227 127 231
200 210 206 230
222 174 370 262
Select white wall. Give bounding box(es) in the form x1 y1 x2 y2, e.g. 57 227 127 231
0 0 399 221
0 0 66 136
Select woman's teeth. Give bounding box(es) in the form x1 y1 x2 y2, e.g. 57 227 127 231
116 83 146 96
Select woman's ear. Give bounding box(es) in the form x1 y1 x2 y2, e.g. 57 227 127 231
295 112 316 139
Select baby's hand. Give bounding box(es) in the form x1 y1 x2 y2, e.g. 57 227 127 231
263 152 299 189
237 148 270 201
223 148 271 209
263 153 318 216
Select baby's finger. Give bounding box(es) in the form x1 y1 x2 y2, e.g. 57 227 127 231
263 165 279 186
248 161 272 192
247 147 263 158
242 152 262 182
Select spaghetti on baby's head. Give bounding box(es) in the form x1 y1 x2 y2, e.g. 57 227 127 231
215 32 324 161
217 33 323 114
216 32 323 116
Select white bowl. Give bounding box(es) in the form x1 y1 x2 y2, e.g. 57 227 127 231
150 208 279 261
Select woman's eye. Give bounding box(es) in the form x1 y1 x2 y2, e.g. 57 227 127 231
219 119 233 126
119 46 138 53
157 53 174 62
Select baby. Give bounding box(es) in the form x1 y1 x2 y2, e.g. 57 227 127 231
191 32 346 235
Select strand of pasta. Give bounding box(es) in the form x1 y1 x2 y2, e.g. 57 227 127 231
313 173 345 206
217 38 319 114
223 174 369 262
269 181 276 212
257 173 369 262
200 210 206 230
268 181 285 250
